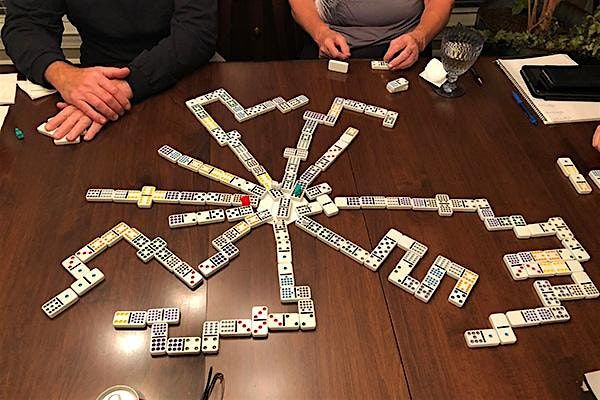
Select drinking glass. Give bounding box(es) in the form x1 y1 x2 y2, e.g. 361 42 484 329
435 25 485 98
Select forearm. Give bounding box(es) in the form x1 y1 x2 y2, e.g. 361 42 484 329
410 0 454 51
289 0 329 42
1 0 66 85
126 0 217 102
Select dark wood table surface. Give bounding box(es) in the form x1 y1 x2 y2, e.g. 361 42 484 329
0 58 599 400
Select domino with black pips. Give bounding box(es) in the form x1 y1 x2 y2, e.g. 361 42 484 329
201 321 220 354
298 299 316 330
173 262 204 289
167 336 202 355
464 329 500 348
42 287 79 319
112 310 147 329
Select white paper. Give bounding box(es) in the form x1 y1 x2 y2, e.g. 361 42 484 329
497 54 600 124
17 80 57 100
419 58 447 87
0 106 9 132
0 73 18 105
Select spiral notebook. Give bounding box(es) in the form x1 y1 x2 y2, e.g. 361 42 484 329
496 54 600 125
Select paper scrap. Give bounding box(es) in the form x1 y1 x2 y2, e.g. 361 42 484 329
0 73 18 105
17 80 57 100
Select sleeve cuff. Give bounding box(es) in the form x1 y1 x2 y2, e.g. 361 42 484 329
30 51 66 88
126 64 154 104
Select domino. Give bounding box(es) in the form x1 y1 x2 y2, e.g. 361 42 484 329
86 188 114 202
173 262 204 289
568 173 592 194
197 209 226 225
386 77 409 93
61 256 90 279
464 329 500 348
54 135 81 145
267 313 300 331
70 268 104 296
589 170 600 189
197 252 229 278
305 183 332 200
147 308 180 325
251 306 269 338
298 299 316 330
382 111 398 128
149 338 168 357
219 319 253 337
506 309 540 327
533 280 561 307
167 337 202 355
414 265 446 303
488 313 517 345
201 321 220 354
280 286 312 303
556 157 579 177
328 59 349 74
42 288 79 319
112 311 147 329
168 212 198 228
158 145 182 163
371 60 390 70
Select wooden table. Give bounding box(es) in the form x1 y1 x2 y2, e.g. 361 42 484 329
1 58 598 400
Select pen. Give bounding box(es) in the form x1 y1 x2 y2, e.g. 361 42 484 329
470 67 483 86
512 91 538 125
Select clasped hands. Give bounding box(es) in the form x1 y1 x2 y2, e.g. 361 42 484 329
315 26 425 70
44 62 133 141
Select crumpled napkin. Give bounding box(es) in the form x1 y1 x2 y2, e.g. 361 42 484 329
419 58 447 87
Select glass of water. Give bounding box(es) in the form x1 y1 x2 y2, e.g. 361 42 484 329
435 25 484 98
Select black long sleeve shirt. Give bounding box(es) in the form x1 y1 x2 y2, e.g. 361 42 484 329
1 0 217 102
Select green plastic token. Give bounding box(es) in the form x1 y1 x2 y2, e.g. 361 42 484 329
293 184 302 197
15 128 24 140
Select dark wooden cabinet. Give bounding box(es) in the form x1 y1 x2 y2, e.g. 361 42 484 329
217 0 305 61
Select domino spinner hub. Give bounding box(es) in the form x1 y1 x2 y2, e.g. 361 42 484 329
44 88 598 357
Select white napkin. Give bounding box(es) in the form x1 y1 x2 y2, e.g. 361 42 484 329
17 80 57 100
0 73 18 105
419 59 447 87
0 106 9 132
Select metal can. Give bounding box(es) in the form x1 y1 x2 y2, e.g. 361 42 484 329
96 385 145 400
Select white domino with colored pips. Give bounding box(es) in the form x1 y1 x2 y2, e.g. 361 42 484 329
251 306 269 338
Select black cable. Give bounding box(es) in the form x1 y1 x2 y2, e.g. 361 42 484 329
201 366 224 400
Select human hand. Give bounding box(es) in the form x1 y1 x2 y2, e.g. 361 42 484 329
384 32 424 70
594 125 600 152
45 102 104 142
44 61 132 124
315 26 350 60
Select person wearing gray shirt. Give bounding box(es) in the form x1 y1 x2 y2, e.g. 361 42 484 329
290 0 453 69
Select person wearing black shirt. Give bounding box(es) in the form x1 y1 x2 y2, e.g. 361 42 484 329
1 0 217 141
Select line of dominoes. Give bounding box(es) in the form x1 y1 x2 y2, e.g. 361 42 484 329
159 144 269 197
290 127 359 199
86 186 259 209
42 222 204 318
113 303 315 356
557 157 593 194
